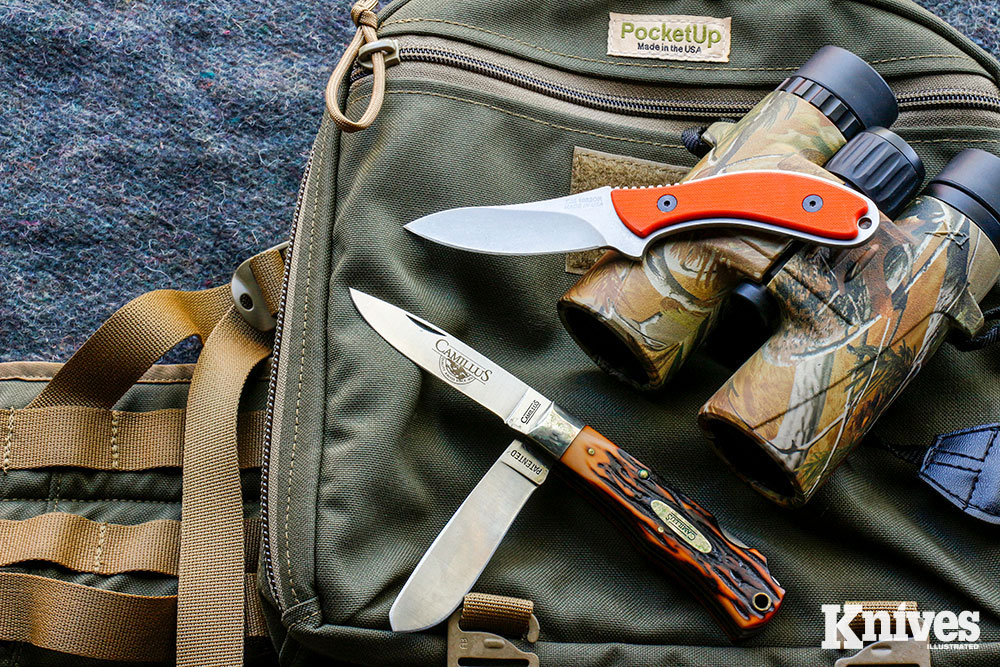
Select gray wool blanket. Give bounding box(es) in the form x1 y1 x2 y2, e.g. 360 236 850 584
1 0 998 362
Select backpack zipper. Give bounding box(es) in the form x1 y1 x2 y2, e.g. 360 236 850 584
260 143 315 607
898 89 1000 112
353 46 755 118
352 46 1000 118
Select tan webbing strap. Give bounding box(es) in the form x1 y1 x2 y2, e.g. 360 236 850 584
0 406 264 471
176 308 272 666
0 572 176 662
29 286 233 410
325 0 387 132
460 593 535 639
1 247 285 662
244 573 268 638
249 249 286 316
244 516 262 571
845 601 919 636
0 513 180 575
243 519 267 637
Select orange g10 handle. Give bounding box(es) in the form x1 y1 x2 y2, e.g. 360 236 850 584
610 170 874 242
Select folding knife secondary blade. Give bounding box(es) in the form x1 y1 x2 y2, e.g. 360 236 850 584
389 440 549 633
404 170 879 259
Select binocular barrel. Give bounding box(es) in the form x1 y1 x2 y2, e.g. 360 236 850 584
559 46 1000 505
559 46 904 390
701 149 1000 505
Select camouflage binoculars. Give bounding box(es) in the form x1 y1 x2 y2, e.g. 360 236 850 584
560 46 1000 507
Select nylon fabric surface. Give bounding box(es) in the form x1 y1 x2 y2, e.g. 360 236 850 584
265 2 1000 664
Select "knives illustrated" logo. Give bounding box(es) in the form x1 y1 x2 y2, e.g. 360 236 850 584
435 339 491 385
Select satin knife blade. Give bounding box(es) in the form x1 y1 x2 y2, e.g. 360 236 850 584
349 288 785 640
391 439 548 634
404 169 879 259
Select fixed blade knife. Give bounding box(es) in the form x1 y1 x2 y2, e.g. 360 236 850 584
349 288 785 640
404 169 879 259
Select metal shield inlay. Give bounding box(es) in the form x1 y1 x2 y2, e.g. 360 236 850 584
651 500 712 553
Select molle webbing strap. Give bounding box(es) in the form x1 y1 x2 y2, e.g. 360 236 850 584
0 572 177 662
0 407 264 471
0 515 267 659
244 573 268 637
0 513 180 576
460 593 535 639
0 246 284 663
0 515 263 580
244 516 262 571
0 361 198 383
249 249 287 316
0 573 268 660
28 285 234 410
176 308 272 667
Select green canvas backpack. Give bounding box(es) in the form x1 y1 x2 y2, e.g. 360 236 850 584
2 1 1000 666
263 0 1000 664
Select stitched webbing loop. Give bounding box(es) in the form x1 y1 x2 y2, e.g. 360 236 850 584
460 593 535 639
1 245 285 663
0 406 264 471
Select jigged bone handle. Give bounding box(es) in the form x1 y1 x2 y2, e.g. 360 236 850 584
558 427 784 640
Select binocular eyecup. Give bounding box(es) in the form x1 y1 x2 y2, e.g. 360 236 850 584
778 45 898 139
925 148 1000 251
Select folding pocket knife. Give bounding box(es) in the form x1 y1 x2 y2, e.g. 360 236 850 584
349 289 784 640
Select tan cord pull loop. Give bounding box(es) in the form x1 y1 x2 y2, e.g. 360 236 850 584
460 592 536 640
325 0 387 132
